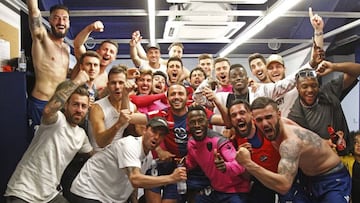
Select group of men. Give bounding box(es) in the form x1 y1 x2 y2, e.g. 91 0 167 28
4 1 360 203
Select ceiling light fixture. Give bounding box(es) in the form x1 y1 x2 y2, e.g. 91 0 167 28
166 0 268 4
148 0 156 44
218 0 302 57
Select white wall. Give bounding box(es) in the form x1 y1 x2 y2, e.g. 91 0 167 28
328 54 359 131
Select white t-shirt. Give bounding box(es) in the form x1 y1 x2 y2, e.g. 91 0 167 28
71 136 152 203
139 59 167 75
5 112 92 203
213 63 310 134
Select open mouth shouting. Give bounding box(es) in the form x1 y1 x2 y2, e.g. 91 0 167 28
218 75 228 85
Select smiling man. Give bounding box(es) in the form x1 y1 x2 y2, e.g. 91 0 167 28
71 21 119 98
5 71 93 203
128 83 229 203
236 97 351 203
70 117 187 203
26 0 71 140
248 53 271 83
186 105 250 202
288 61 360 155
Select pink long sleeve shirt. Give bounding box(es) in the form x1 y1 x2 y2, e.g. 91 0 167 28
186 130 250 193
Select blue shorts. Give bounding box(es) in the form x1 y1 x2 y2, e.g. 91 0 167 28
187 167 210 190
27 95 47 140
195 190 248 203
308 163 351 203
145 163 211 201
278 169 311 203
250 178 276 203
146 161 179 200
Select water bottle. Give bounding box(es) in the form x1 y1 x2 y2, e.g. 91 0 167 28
17 49 26 72
176 163 187 194
150 159 158 176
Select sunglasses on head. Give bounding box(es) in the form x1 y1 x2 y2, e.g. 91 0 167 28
295 69 317 80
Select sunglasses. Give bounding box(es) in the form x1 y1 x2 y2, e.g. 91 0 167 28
295 69 317 80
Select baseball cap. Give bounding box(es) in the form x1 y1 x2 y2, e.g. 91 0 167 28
266 54 284 68
153 70 167 80
146 43 161 52
147 117 169 134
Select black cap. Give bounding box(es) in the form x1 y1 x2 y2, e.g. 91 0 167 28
147 117 169 135
146 43 161 52
153 70 167 80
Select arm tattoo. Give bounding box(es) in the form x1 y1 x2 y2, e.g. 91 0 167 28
48 80 78 111
294 128 322 148
278 139 300 180
30 15 42 30
125 167 137 176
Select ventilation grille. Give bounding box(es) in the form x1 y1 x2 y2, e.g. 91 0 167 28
163 21 245 40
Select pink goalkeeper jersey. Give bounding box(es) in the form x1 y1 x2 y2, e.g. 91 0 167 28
186 130 250 193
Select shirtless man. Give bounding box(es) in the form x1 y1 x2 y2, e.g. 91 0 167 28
71 20 118 98
27 0 70 139
236 97 351 203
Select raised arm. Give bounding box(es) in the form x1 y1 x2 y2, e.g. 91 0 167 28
236 138 301 195
316 61 360 90
73 21 104 59
130 93 167 107
26 0 47 40
129 31 143 67
309 7 324 49
202 87 231 127
90 77 134 147
89 105 130 147
42 70 89 125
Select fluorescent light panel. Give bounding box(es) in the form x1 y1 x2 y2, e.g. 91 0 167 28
148 0 156 44
219 0 302 57
166 0 268 4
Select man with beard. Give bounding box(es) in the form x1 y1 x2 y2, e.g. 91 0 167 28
5 70 93 203
186 105 250 203
228 99 281 203
70 117 187 203
213 63 301 134
26 0 71 140
71 21 119 98
236 97 351 203
128 83 230 203
88 66 136 152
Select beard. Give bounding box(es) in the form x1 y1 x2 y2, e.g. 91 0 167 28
265 120 281 141
65 111 85 126
51 25 69 38
235 121 252 138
